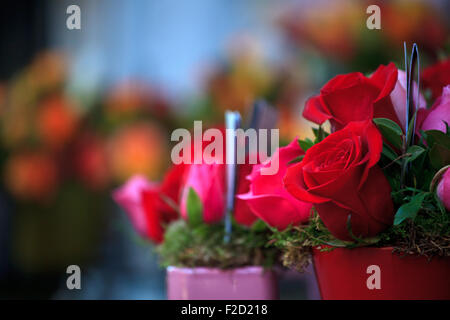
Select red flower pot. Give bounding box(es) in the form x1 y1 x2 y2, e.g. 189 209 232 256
312 246 450 300
166 266 279 300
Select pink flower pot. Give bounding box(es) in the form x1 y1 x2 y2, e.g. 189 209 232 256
312 247 450 300
166 266 279 300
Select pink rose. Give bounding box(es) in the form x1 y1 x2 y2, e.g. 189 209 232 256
180 163 226 223
237 140 313 230
390 69 426 130
112 165 184 243
112 175 155 237
178 160 260 226
437 168 450 211
418 85 450 133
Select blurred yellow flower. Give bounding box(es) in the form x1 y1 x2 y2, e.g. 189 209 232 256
207 38 272 114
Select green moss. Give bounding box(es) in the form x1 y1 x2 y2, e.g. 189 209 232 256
157 219 278 269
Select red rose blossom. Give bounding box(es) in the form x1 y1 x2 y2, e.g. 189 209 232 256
238 140 312 230
284 120 394 240
234 162 259 226
303 63 399 131
421 58 450 100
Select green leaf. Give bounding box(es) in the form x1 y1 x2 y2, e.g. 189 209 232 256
312 126 329 143
405 111 417 149
373 118 403 150
298 138 314 152
429 144 450 169
288 155 304 165
406 145 425 163
393 192 428 225
381 143 399 162
186 187 203 227
424 130 450 149
251 219 268 232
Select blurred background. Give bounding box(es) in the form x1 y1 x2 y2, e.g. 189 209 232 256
0 0 448 299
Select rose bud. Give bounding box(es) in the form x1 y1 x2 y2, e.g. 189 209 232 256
284 120 394 241
112 165 184 243
390 69 427 130
180 163 226 223
417 85 450 133
113 175 155 238
437 167 450 211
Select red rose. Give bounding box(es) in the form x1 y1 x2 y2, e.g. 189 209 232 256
234 162 259 226
238 140 312 230
160 163 188 207
303 63 399 131
284 121 394 240
422 58 450 100
112 164 185 243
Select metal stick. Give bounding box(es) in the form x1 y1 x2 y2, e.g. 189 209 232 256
224 111 241 243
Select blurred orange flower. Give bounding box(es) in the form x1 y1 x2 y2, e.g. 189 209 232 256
5 151 59 201
383 0 446 54
104 80 169 117
36 94 79 149
107 122 168 182
28 51 67 91
73 132 110 191
280 0 447 62
280 1 362 61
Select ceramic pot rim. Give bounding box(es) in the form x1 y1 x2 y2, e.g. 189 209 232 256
166 265 272 275
313 246 394 253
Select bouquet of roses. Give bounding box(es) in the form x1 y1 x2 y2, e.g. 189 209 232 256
240 52 449 299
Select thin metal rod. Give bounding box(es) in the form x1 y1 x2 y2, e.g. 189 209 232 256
224 111 241 243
